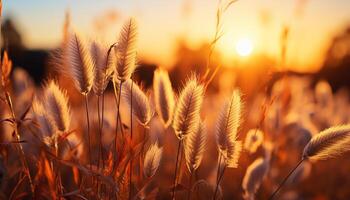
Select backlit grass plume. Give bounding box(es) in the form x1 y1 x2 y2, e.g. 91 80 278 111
184 121 207 173
122 79 152 126
270 124 350 199
215 89 242 167
173 77 204 140
244 129 264 154
143 142 163 178
67 33 94 94
44 81 71 133
115 18 137 82
153 68 175 128
32 98 58 138
91 40 115 95
302 124 350 161
242 157 270 200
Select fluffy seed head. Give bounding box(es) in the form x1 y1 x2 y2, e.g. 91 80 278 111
115 18 137 82
242 157 270 200
153 68 175 128
91 40 115 95
44 81 71 132
216 90 242 155
184 121 207 173
67 33 94 94
143 142 163 178
173 78 204 140
225 140 242 168
32 98 58 138
302 124 350 161
122 80 152 126
244 129 264 154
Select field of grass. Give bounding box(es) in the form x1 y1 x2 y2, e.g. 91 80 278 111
1 1 350 200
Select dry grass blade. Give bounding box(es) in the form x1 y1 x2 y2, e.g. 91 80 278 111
44 81 71 133
0 51 12 87
115 18 137 82
67 33 94 94
153 68 175 128
173 77 204 140
143 142 163 178
91 40 115 95
242 157 270 200
184 121 207 173
122 79 152 126
302 124 350 161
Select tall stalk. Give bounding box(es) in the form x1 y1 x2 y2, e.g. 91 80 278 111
129 78 134 200
5 92 34 195
84 94 91 168
268 159 305 200
213 161 226 200
171 139 183 200
113 80 123 164
186 171 194 200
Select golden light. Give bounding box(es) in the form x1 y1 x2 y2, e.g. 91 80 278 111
235 38 253 57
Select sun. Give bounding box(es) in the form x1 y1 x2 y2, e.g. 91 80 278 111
235 38 253 57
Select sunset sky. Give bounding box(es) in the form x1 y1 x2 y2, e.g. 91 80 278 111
3 0 350 72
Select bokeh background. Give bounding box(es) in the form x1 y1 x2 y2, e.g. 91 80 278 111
2 1 350 199
2 0 350 92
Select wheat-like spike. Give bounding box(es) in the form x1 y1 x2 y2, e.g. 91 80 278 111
91 40 115 96
216 89 242 154
44 81 71 132
32 97 58 138
67 33 94 94
143 142 163 178
302 124 350 161
242 157 270 200
115 18 137 82
173 77 204 140
153 68 175 128
244 129 264 154
184 121 207 173
122 79 152 126
225 140 242 168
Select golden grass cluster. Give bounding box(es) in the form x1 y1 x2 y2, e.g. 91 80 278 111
1 11 350 200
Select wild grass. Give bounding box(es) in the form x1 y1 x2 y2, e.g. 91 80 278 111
2 2 350 200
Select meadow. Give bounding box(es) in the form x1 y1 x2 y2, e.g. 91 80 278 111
1 1 350 200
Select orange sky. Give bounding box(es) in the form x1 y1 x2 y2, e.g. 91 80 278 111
4 0 350 72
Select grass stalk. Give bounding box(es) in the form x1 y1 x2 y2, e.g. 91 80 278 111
268 159 305 200
84 94 92 169
213 162 226 200
171 139 183 200
129 78 134 200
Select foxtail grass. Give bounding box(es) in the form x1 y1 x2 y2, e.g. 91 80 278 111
269 124 350 199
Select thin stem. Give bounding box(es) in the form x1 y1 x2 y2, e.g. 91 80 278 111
101 93 105 169
84 94 91 169
97 95 101 170
268 159 305 200
55 140 63 197
129 78 133 200
138 127 149 183
187 172 194 200
216 153 222 183
171 139 183 200
5 92 34 195
213 163 226 200
113 81 123 163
